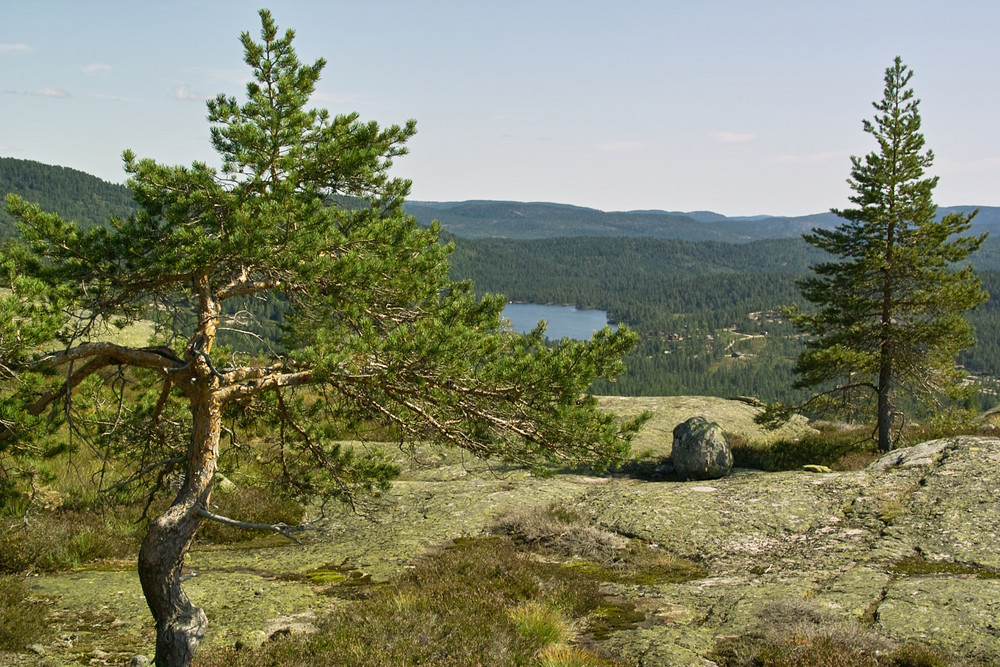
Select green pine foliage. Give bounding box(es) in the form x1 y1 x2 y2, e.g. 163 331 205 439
782 58 988 450
0 11 644 664
6 157 1000 403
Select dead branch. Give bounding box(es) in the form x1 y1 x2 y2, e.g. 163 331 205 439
197 507 309 545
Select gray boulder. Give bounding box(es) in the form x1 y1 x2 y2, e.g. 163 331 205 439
672 416 733 480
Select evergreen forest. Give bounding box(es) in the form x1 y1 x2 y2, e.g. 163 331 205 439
447 234 1000 406
3 157 997 408
0 158 136 239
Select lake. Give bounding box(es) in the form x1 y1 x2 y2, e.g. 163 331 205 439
502 303 615 340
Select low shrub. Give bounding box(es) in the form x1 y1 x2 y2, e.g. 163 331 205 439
734 415 990 475
731 428 877 472
489 502 629 562
0 575 48 650
709 599 955 667
489 502 706 584
0 508 144 574
201 537 624 666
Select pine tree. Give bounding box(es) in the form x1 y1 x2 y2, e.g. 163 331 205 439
0 11 643 665
786 57 987 451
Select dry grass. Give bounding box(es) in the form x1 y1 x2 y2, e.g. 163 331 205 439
489 502 706 585
489 503 629 562
709 600 955 667
599 395 816 459
537 644 617 667
199 536 625 666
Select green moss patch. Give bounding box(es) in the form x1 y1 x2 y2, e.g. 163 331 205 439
889 557 1000 579
588 600 646 641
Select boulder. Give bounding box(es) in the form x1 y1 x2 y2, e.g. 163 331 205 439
672 416 733 480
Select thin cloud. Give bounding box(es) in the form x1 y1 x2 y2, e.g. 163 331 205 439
710 131 756 144
172 85 209 102
183 66 247 86
32 88 70 98
593 140 650 152
0 43 29 54
82 63 111 76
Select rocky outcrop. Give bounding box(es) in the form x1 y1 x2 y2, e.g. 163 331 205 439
12 397 1000 666
867 437 954 470
671 416 733 480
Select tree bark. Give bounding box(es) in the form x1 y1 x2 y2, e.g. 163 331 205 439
138 500 208 667
138 378 221 667
877 361 893 453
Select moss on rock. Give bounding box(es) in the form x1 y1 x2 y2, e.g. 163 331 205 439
7 400 1000 666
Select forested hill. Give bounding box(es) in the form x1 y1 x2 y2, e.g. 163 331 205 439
407 199 1000 242
4 158 997 244
0 158 135 239
3 157 999 402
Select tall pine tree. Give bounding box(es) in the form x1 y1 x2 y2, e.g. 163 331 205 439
786 57 987 451
0 11 643 665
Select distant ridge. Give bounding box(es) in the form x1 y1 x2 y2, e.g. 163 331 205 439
406 199 1000 242
2 158 996 243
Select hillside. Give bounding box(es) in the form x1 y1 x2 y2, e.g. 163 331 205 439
0 158 135 239
4 158 997 404
4 157 996 243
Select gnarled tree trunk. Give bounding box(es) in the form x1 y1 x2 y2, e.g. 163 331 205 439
138 377 221 666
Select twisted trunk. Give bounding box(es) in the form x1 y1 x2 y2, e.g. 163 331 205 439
138 377 222 666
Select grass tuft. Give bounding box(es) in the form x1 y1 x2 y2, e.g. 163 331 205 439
510 601 572 647
536 644 619 667
0 509 144 574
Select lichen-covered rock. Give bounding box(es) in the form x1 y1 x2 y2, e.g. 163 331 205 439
672 416 733 480
12 399 1000 667
868 438 955 471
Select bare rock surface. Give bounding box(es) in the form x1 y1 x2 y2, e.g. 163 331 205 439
9 398 1000 665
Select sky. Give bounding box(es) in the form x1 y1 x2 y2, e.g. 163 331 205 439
3 1 999 217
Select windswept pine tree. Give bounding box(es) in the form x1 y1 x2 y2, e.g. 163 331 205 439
783 57 987 451
0 11 643 666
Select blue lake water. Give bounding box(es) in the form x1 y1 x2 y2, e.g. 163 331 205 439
502 303 615 340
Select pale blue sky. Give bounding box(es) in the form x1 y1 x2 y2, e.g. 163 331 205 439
3 1 998 216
